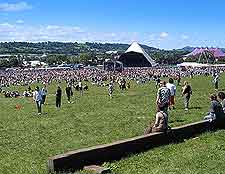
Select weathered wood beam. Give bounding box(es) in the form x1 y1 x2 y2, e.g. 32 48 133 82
48 118 225 173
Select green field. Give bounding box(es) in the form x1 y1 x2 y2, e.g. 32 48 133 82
0 75 224 174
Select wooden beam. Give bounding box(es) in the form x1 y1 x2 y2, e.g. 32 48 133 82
48 119 225 173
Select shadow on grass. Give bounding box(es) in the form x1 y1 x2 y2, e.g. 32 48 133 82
169 119 185 124
189 106 202 110
32 112 48 116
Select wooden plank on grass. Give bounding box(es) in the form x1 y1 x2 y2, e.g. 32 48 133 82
48 119 225 173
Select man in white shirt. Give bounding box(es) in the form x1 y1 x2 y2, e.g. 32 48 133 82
108 81 114 99
78 80 83 96
166 78 176 109
33 86 42 115
213 73 219 90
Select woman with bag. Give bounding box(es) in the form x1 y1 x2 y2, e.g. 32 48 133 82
144 105 168 134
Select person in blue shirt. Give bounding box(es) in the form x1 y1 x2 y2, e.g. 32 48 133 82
33 86 42 115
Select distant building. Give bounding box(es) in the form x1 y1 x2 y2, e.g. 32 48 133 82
40 53 47 58
23 60 48 67
105 51 118 54
0 54 12 58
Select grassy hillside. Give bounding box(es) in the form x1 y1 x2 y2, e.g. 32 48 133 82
105 130 225 174
0 75 224 173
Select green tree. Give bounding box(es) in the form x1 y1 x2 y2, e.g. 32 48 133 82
78 53 92 64
46 55 58 65
0 59 10 68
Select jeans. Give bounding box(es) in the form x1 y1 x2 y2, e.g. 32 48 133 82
66 94 71 102
184 95 190 109
36 101 42 113
41 95 46 104
56 97 61 108
215 81 218 90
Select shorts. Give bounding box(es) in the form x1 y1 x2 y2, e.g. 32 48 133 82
169 96 175 105
157 102 169 112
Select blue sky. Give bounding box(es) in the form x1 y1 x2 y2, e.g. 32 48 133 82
0 0 225 49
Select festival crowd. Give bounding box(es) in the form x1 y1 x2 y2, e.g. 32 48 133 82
0 66 225 133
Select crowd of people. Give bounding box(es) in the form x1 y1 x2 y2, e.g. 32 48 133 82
145 78 192 134
32 82 86 114
145 80 225 134
0 66 225 131
2 90 20 98
0 66 224 88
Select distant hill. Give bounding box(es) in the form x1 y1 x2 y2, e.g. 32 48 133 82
0 42 224 55
0 42 197 65
179 46 195 52
0 42 159 55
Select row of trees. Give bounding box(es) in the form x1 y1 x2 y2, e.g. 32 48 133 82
0 41 199 68
149 50 189 64
0 41 194 67
0 57 23 68
42 53 96 65
3 52 220 68
0 52 114 68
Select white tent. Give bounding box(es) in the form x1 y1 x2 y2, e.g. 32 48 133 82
177 62 209 67
125 42 157 66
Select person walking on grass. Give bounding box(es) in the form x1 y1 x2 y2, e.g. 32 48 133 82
218 92 225 113
182 81 192 111
41 85 47 104
56 86 62 109
33 86 42 115
108 81 114 99
166 78 176 109
65 83 73 103
177 74 181 86
78 80 83 96
213 73 219 91
155 76 161 88
156 81 171 115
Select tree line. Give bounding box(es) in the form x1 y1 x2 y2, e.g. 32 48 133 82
0 42 191 68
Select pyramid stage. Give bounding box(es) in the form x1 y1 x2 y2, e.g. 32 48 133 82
118 42 157 67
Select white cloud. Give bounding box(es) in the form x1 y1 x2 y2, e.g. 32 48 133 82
0 2 32 12
110 33 116 37
46 25 60 30
0 23 162 46
0 23 182 49
0 23 14 28
0 23 86 42
181 34 189 40
0 24 144 44
45 25 82 33
0 23 15 33
159 32 169 39
16 20 24 24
